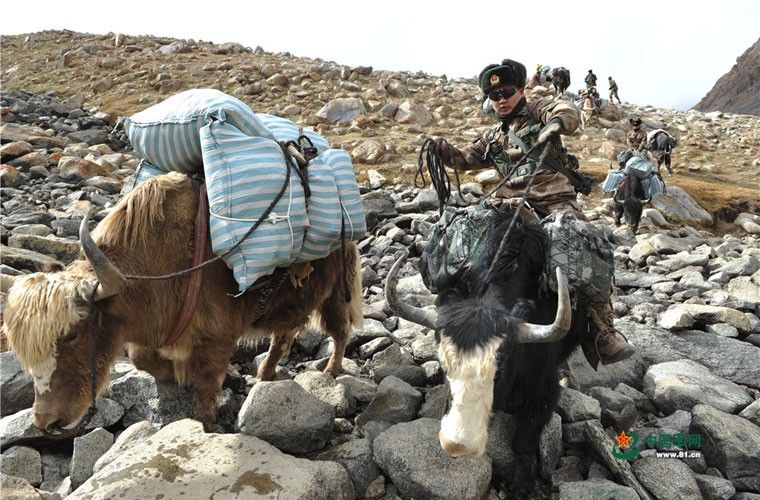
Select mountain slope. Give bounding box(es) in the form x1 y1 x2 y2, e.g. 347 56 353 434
692 38 760 116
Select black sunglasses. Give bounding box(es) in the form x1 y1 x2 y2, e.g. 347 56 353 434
488 88 518 101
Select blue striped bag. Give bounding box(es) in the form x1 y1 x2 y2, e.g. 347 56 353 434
319 149 367 243
256 114 331 154
201 120 308 292
294 150 366 262
296 156 344 261
254 114 365 259
123 89 273 174
642 174 666 200
602 169 625 193
130 160 168 190
624 155 654 179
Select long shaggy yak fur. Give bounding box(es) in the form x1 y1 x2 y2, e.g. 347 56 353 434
5 273 93 372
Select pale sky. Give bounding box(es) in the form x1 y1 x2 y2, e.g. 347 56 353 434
3 0 759 111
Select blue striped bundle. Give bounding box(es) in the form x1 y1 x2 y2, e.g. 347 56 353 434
602 169 624 193
123 89 273 174
257 114 331 154
125 90 366 292
256 118 366 263
201 120 308 292
624 155 654 179
315 149 366 244
131 160 168 189
642 175 665 200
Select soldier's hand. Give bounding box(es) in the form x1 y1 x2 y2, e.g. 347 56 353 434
537 118 564 144
434 138 452 164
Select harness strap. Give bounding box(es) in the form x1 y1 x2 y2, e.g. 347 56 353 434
506 127 584 189
507 129 530 154
165 185 208 346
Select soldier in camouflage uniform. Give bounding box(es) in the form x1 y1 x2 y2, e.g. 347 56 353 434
585 69 598 90
435 59 635 367
608 76 621 104
627 117 647 150
437 62 582 217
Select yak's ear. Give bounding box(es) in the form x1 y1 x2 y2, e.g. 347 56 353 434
40 262 65 273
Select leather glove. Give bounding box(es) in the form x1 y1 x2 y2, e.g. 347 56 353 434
537 118 564 144
434 138 453 165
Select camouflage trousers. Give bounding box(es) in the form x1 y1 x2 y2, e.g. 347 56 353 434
494 168 581 219
495 174 625 370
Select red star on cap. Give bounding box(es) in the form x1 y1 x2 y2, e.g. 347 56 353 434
615 431 632 448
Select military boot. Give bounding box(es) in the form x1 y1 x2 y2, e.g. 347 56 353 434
591 304 635 364
582 303 635 369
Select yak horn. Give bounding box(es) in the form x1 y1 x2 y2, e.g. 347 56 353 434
385 251 437 330
513 266 573 343
79 213 126 301
1 274 20 293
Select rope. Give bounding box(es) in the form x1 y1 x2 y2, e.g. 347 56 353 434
282 133 318 200
479 140 543 202
476 142 553 298
251 269 290 324
415 138 463 213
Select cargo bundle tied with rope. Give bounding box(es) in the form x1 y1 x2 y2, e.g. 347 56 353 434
123 89 366 292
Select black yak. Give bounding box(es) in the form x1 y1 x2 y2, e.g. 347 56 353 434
386 207 589 494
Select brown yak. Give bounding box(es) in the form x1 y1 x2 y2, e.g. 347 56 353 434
3 171 363 431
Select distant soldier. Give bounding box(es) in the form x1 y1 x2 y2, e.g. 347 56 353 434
585 69 598 90
608 76 621 104
580 90 595 130
627 118 647 150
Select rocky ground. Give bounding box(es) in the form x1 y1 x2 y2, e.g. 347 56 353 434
1 30 760 500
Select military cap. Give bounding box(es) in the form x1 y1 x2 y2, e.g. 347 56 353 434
479 59 527 94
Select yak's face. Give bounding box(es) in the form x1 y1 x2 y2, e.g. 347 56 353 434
4 272 109 432
433 296 518 458
437 333 503 458
623 197 643 233
384 251 572 460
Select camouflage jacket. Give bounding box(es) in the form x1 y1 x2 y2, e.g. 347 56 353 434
445 97 581 214
627 128 647 150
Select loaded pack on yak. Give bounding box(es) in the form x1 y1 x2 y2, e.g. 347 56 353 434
122 88 366 291
419 200 614 308
602 150 666 233
547 66 571 95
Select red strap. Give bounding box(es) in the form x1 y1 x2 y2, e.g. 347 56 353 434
165 186 208 346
